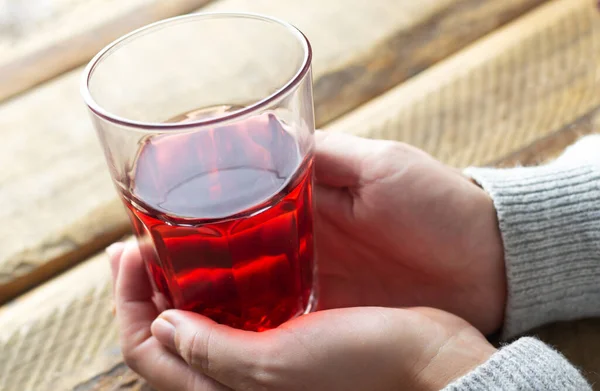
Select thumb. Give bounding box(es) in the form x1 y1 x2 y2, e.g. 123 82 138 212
151 310 267 389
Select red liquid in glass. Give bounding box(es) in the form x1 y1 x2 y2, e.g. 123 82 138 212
118 113 315 331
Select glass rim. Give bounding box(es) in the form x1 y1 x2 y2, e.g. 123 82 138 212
80 12 312 132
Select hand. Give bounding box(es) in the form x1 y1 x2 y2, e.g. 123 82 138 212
314 131 506 334
109 243 496 391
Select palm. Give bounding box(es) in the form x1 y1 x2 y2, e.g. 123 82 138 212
313 132 505 334
264 306 491 391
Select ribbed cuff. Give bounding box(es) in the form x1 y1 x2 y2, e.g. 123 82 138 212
443 337 591 391
465 159 600 339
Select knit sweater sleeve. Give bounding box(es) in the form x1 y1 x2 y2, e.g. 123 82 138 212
466 135 600 339
441 136 600 390
442 337 591 390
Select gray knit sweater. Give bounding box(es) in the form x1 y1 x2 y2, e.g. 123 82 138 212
443 136 600 390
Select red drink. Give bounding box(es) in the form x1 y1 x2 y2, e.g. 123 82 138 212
118 113 315 331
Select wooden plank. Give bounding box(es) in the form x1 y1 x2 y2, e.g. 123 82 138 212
0 252 113 338
0 251 127 391
0 0 213 102
0 0 545 305
202 0 548 125
73 364 147 391
0 275 120 391
2 1 600 390
328 0 600 167
492 106 600 167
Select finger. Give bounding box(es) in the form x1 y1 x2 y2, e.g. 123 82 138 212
315 131 434 189
115 243 232 391
315 131 366 187
115 241 158 353
106 241 126 295
153 310 266 390
125 337 232 391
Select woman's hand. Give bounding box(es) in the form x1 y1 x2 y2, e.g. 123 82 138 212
109 243 496 391
313 131 506 334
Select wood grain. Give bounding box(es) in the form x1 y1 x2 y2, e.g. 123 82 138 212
492 106 600 167
0 0 545 305
3 0 600 389
328 0 600 168
0 250 114 338
202 0 548 125
73 363 149 391
0 0 213 102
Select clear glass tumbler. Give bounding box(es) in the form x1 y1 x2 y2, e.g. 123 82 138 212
81 13 316 331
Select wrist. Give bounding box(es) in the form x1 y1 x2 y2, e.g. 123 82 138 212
465 177 507 334
466 158 600 338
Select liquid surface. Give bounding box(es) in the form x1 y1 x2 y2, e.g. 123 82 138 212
119 112 315 331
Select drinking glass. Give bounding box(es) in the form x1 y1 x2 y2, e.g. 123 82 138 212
81 13 316 331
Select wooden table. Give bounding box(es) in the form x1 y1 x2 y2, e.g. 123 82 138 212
1 0 600 389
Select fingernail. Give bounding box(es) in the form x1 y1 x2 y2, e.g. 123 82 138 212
106 242 125 258
152 317 176 351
